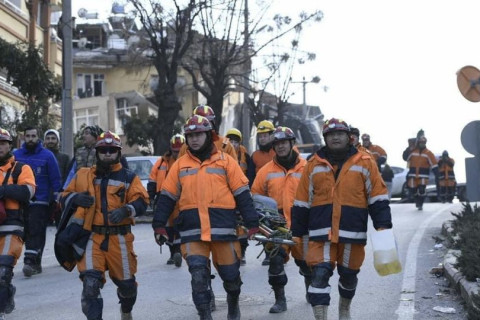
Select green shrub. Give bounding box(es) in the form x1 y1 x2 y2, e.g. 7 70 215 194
451 203 480 282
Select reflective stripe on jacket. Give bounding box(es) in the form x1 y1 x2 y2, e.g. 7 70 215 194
251 156 306 228
61 163 148 230
438 157 455 184
158 147 257 242
0 157 36 236
292 146 391 244
366 144 387 163
406 147 438 179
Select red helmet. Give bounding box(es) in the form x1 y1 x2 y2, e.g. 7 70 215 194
95 131 122 149
193 105 215 122
170 133 185 151
0 128 13 143
322 118 350 136
183 115 213 134
272 126 296 142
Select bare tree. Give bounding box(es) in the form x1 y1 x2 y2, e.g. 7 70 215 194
181 0 323 129
128 0 203 154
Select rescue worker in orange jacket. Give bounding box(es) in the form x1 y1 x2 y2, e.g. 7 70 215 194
361 133 387 171
147 133 185 267
152 115 259 320
251 126 308 314
252 120 276 174
178 105 237 161
291 118 392 320
438 150 456 203
404 133 438 210
59 131 148 320
0 128 36 319
226 128 255 266
349 127 368 153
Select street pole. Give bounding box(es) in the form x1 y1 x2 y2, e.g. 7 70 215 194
61 0 73 158
242 0 252 151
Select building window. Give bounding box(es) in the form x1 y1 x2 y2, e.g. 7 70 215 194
115 98 138 135
7 0 21 9
76 73 105 98
74 107 99 133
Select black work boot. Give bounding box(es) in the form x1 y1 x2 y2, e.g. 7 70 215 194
5 285 15 314
269 286 287 313
196 304 213 320
227 293 241 320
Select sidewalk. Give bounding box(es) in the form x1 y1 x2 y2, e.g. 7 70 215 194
441 221 480 316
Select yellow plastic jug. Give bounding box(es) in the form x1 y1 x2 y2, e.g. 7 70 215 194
370 229 402 276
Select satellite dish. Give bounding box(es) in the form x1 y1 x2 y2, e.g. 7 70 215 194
457 65 480 102
78 8 88 18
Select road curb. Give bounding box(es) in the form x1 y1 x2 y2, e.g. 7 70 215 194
441 221 480 315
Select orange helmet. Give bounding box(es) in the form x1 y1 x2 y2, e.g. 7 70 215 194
0 128 13 143
322 118 350 136
193 105 215 122
170 133 185 151
183 115 213 134
95 131 122 149
272 126 296 142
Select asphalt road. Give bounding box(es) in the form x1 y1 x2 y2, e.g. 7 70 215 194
5 202 469 319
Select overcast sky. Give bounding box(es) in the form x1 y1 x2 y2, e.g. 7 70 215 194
73 0 480 182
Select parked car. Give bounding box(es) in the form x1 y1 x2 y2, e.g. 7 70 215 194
125 156 159 213
390 166 408 199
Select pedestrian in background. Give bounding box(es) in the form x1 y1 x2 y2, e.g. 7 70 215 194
147 133 185 267
13 127 62 277
438 150 456 203
382 163 394 199
291 118 392 320
404 131 438 210
58 131 148 320
361 133 387 171
0 128 36 319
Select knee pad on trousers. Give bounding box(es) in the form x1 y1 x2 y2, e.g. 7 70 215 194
0 265 13 287
82 271 104 299
294 259 312 278
112 277 137 299
268 254 285 275
311 265 333 289
337 266 358 290
223 275 242 296
190 265 211 293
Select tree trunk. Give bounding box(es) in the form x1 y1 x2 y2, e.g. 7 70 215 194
153 90 182 155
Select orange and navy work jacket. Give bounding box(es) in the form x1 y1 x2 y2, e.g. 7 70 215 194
365 144 387 164
405 147 438 181
438 157 455 186
152 147 259 243
179 134 238 161
237 145 249 175
148 154 179 226
252 148 276 173
291 146 392 244
61 163 148 231
0 157 36 237
251 156 306 228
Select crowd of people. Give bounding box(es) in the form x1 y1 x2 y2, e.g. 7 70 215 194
0 106 456 320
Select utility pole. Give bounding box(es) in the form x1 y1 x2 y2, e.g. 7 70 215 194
242 0 252 152
61 0 74 158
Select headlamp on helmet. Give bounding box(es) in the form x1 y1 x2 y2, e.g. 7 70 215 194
95 131 122 149
170 134 185 151
322 118 350 136
183 115 213 134
272 126 296 142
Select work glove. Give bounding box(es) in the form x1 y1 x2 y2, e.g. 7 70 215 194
109 206 131 224
247 227 260 240
73 192 95 208
154 227 168 246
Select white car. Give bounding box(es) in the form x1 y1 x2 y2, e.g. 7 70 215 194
390 166 408 199
126 156 160 213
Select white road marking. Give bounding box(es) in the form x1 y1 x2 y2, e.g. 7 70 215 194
395 206 447 319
